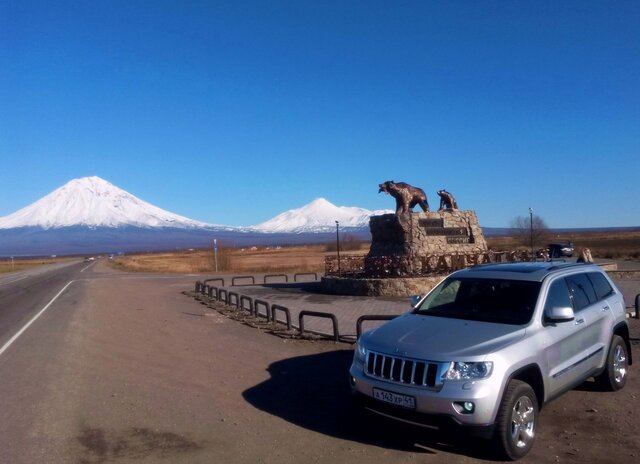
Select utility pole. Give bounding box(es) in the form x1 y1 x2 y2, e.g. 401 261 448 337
335 221 341 276
529 207 534 261
213 239 218 272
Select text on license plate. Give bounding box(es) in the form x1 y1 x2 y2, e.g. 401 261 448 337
373 388 416 409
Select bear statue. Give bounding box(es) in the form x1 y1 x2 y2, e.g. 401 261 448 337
577 248 594 263
437 189 458 211
378 181 429 214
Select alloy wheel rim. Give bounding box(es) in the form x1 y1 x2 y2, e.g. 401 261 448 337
613 345 627 384
510 396 535 449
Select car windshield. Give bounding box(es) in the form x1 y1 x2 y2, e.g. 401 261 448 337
414 277 541 325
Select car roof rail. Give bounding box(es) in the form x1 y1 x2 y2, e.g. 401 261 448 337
546 262 590 272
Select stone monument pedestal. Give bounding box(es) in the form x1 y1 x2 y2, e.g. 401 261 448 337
321 210 489 297
365 210 487 276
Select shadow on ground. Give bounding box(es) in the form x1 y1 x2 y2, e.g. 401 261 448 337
242 349 494 460
262 281 324 293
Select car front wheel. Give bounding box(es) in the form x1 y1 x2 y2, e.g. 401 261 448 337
493 379 538 460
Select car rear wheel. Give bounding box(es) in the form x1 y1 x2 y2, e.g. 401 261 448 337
493 380 538 461
595 335 628 391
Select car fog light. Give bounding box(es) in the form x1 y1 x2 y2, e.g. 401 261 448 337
454 401 475 414
350 375 356 387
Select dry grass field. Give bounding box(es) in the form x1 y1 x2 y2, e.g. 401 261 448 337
0 257 70 274
487 229 640 260
109 245 339 274
110 229 640 275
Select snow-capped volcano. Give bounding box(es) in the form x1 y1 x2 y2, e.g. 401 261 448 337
252 198 391 233
0 179 394 255
0 176 215 230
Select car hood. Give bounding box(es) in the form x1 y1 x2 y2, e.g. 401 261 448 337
361 313 526 360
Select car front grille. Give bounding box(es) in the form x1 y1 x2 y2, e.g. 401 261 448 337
365 351 445 390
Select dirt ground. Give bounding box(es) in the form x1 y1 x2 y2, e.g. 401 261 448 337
103 267 640 464
78 275 640 463
229 316 640 464
2 263 638 463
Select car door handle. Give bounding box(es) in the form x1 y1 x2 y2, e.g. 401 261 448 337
575 318 585 325
602 305 610 311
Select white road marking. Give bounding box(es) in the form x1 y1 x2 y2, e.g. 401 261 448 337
0 280 75 357
0 275 29 287
80 262 95 273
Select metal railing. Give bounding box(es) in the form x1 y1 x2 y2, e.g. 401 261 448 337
232 275 255 286
254 299 271 322
298 310 340 342
294 272 319 282
191 275 408 342
208 286 218 299
264 274 288 284
240 295 253 315
271 304 292 330
356 314 399 339
228 292 240 308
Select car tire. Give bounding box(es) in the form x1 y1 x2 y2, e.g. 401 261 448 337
492 380 538 461
595 335 628 391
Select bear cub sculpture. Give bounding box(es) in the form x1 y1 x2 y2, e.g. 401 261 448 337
437 189 458 211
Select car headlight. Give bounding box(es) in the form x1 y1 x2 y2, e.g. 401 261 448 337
444 361 493 380
354 341 367 363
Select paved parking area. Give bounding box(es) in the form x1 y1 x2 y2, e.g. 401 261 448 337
196 264 640 341
197 277 411 340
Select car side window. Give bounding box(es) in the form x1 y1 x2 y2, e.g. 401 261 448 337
565 273 597 311
543 279 573 315
587 272 614 300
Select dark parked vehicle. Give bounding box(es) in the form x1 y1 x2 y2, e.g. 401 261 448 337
548 242 574 258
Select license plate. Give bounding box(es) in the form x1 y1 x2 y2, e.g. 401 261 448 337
373 388 416 409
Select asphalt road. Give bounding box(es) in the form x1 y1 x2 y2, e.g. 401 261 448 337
0 261 638 464
0 260 90 353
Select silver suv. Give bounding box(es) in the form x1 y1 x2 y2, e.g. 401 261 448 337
350 262 632 460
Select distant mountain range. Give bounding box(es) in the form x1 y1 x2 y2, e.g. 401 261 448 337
1 176 637 256
0 176 388 233
0 176 388 255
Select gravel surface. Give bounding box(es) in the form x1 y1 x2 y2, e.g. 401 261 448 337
2 261 638 463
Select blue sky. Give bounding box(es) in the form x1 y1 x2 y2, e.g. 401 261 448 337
1 0 638 228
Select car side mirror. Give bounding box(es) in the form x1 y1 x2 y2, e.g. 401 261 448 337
545 305 575 323
410 295 422 308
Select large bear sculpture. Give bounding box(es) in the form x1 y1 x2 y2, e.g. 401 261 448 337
378 181 429 214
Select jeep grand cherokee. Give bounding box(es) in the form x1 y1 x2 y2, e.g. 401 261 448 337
350 262 631 460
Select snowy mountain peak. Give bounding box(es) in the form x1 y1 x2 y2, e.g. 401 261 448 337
308 197 332 206
0 176 213 230
67 175 111 190
252 198 392 233
301 197 340 214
